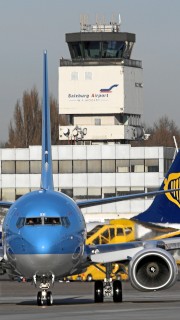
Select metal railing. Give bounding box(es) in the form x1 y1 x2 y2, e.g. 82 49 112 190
60 58 142 68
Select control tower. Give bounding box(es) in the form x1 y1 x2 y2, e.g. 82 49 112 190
59 16 145 144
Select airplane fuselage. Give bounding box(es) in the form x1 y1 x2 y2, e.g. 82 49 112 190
2 189 86 279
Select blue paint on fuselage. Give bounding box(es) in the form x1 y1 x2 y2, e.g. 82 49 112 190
3 189 86 256
1 52 87 279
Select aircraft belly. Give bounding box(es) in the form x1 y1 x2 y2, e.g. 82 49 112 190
13 253 73 278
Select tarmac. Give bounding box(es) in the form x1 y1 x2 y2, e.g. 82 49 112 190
1 275 180 320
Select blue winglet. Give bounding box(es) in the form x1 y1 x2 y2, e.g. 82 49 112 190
40 51 54 190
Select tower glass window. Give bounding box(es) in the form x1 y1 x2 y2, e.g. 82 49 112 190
102 41 125 58
69 42 83 59
84 41 100 58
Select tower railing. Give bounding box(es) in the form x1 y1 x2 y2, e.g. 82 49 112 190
60 58 142 68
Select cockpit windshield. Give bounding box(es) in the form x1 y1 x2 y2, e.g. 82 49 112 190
44 217 60 225
16 216 70 228
26 218 42 225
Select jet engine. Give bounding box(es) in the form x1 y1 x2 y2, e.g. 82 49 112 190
129 248 178 291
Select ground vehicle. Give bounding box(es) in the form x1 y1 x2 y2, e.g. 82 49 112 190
70 218 180 282
87 219 135 245
69 219 134 281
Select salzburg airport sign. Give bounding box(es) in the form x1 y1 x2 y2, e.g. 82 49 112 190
68 84 119 102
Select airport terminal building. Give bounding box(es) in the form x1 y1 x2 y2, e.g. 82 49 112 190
0 144 174 221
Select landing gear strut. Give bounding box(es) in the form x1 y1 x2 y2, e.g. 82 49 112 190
94 263 122 303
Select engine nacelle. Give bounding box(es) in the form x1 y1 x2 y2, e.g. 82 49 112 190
129 248 178 291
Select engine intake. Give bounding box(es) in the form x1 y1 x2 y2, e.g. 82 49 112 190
129 248 178 291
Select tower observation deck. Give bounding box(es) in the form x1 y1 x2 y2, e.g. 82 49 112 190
59 17 145 144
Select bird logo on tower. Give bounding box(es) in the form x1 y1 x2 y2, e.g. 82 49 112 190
100 84 119 93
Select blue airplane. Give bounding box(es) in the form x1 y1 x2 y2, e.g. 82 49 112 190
0 51 180 306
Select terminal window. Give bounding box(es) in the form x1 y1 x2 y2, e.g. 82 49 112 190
59 160 72 174
145 159 159 172
16 161 29 174
87 160 101 173
2 161 15 174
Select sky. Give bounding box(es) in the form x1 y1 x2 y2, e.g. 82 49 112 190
0 0 180 142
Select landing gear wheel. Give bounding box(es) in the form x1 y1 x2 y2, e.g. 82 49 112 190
94 280 104 303
113 280 122 302
47 291 53 305
37 291 43 306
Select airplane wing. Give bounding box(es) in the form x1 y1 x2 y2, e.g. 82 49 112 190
77 188 180 208
87 241 144 264
0 188 179 210
0 201 13 209
87 237 180 264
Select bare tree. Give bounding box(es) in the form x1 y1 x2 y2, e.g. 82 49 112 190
133 116 180 147
6 87 64 147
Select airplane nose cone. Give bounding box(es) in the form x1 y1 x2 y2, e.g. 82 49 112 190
21 227 62 254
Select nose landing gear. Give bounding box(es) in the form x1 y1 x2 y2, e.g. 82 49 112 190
37 290 53 306
34 274 55 306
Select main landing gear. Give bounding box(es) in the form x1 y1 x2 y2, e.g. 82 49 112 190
94 263 123 303
33 274 55 306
